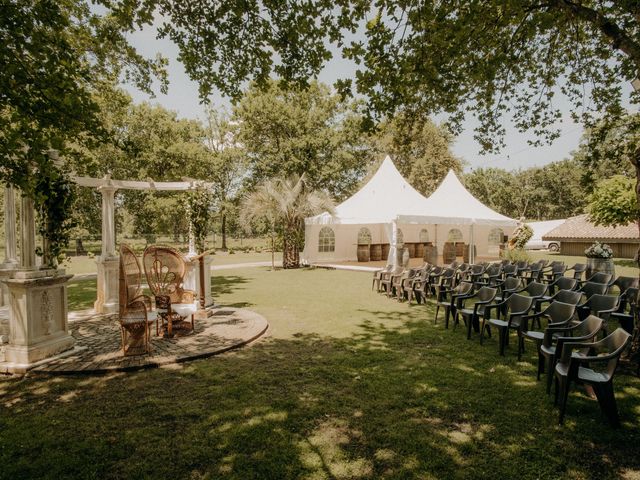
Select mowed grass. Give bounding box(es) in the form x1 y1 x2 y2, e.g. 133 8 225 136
62 251 282 276
2 267 640 479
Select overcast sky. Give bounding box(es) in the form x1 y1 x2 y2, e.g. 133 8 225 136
123 24 633 173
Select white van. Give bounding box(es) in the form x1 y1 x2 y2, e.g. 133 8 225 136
524 220 565 252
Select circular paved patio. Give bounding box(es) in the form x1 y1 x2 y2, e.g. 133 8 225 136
33 307 269 374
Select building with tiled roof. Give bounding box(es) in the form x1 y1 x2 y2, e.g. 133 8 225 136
543 214 639 258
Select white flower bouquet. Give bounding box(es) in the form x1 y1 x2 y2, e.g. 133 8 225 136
584 242 613 259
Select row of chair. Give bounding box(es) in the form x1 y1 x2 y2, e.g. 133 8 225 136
372 259 637 426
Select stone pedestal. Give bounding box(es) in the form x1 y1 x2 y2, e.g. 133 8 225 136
94 256 119 314
185 255 214 308
0 268 16 343
2 269 75 373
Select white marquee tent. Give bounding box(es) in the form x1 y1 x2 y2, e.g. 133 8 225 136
302 156 518 265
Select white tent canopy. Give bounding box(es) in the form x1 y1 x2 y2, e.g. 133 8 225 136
398 170 517 227
306 156 433 225
302 157 517 265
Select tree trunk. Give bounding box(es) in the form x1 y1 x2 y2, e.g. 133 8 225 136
221 212 227 251
627 147 640 364
282 222 300 269
270 230 275 271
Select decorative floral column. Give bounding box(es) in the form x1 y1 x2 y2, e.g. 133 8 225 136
94 180 119 314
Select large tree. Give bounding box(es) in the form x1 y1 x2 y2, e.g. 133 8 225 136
1 0 166 262
465 160 586 220
201 110 248 250
233 80 374 199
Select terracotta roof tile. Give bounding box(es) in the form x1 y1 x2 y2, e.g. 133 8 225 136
543 215 639 242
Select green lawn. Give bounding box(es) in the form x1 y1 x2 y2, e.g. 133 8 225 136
62 251 282 276
2 266 640 479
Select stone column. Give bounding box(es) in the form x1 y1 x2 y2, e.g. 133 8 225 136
94 183 119 314
0 186 19 341
20 195 37 270
2 186 18 267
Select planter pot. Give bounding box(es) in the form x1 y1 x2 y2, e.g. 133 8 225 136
585 257 615 280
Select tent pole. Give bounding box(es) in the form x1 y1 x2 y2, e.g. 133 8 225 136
470 224 475 263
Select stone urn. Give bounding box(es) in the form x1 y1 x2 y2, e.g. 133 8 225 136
585 257 615 280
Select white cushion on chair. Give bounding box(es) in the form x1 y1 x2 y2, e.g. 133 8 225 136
172 303 198 317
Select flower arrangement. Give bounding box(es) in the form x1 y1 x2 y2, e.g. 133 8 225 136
508 222 533 250
584 241 613 259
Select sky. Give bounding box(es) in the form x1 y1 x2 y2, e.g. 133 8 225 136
123 23 633 173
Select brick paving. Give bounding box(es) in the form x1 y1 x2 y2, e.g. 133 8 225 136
33 307 268 374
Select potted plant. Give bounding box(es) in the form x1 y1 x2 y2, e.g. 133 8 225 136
584 241 615 278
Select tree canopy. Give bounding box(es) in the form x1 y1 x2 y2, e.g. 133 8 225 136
588 175 640 227
233 81 374 199
464 159 586 220
109 1 639 151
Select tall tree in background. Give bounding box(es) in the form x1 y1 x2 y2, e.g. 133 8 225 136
71 94 212 242
374 114 462 196
233 81 374 200
465 159 586 220
202 110 247 250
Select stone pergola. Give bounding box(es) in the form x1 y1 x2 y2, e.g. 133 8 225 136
0 175 214 373
74 175 215 313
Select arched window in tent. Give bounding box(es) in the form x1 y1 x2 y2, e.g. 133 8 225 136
357 228 372 245
419 229 429 244
488 228 504 255
318 227 335 253
447 228 463 242
488 228 504 245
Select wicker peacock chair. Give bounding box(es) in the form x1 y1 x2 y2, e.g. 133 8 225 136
118 244 156 356
142 245 198 337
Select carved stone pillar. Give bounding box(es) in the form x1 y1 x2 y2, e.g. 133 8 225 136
1 270 75 373
94 183 119 314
